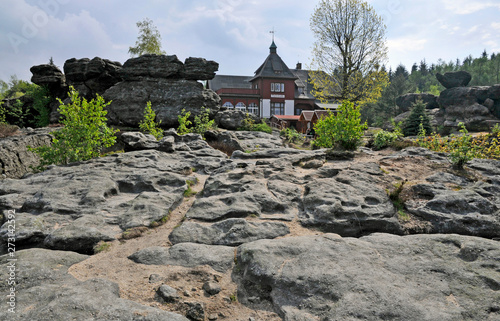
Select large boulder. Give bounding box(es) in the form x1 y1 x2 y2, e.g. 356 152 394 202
235 233 500 320
64 57 122 99
30 64 66 95
436 71 472 89
396 93 439 112
104 79 220 127
103 55 220 128
215 109 260 130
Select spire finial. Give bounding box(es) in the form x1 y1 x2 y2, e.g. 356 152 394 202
269 27 275 42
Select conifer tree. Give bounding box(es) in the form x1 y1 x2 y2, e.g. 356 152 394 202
403 100 432 136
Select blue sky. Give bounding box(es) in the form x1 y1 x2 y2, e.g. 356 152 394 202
1 0 500 82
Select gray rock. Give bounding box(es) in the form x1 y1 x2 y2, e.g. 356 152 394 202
186 302 205 321
436 71 472 89
300 165 401 236
120 131 159 151
396 93 439 112
215 110 260 130
232 131 283 151
128 243 235 273
118 54 184 81
30 63 66 90
157 284 180 302
234 233 500 321
169 218 290 246
182 57 219 80
104 79 220 127
203 281 222 295
0 129 53 179
0 249 189 321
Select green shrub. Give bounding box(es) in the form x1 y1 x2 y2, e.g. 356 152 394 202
238 114 273 134
447 123 478 169
139 101 163 140
0 101 5 124
403 100 432 136
280 127 304 144
30 87 117 168
313 100 367 150
192 107 217 135
177 109 192 135
373 130 400 150
27 85 51 127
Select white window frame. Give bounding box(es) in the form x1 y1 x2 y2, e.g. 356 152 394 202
223 102 234 109
235 102 246 111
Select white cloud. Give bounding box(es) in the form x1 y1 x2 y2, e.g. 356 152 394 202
387 36 428 54
442 0 500 15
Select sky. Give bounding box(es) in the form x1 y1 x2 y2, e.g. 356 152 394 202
1 0 500 82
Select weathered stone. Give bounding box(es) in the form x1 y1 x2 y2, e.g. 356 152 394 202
119 54 184 81
104 79 220 127
169 218 290 246
215 110 260 130
186 302 205 321
396 93 439 112
0 249 189 321
235 233 500 320
30 64 66 95
0 128 53 179
182 57 219 80
203 281 222 295
120 131 159 151
300 165 401 236
157 284 180 302
436 71 472 89
128 243 235 273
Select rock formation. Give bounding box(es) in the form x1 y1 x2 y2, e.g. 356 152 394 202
103 54 220 127
1 128 499 320
395 71 500 131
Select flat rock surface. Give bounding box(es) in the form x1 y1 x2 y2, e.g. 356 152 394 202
235 233 500 321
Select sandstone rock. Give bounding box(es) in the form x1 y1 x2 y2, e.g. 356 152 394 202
182 57 219 80
104 79 220 127
396 93 439 112
128 243 235 273
235 233 500 320
169 218 290 246
0 249 189 321
30 64 66 95
119 54 184 81
203 281 222 295
0 128 53 179
215 110 260 130
157 284 180 302
436 71 472 89
120 131 159 151
231 131 284 151
186 302 205 321
300 164 401 236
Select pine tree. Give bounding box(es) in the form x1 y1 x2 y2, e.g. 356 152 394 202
403 100 432 136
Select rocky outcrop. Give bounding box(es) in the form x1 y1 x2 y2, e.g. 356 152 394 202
234 233 500 320
30 64 66 97
396 93 439 112
215 110 261 130
436 71 472 89
0 249 189 321
64 57 122 99
103 55 220 127
0 128 53 179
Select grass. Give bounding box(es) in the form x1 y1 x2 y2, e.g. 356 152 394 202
386 180 411 222
183 178 199 198
93 241 111 253
0 123 19 138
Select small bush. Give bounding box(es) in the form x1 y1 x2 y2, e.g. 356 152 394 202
403 100 432 137
238 114 272 134
373 127 402 150
177 109 192 135
29 87 117 169
280 127 304 144
314 100 367 150
139 101 163 140
192 107 217 135
27 85 51 127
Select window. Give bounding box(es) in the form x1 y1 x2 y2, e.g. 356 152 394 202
235 102 246 111
271 102 284 115
223 102 234 109
248 103 259 116
271 83 284 93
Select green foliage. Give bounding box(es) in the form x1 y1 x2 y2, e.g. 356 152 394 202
30 87 117 168
403 100 432 136
177 109 192 135
139 101 163 140
26 85 51 127
313 100 368 150
0 101 6 124
492 123 500 135
8 99 25 127
93 241 111 253
373 128 402 150
447 123 478 169
238 114 273 133
129 18 166 57
280 127 304 144
192 107 217 135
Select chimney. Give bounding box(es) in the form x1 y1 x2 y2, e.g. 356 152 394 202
296 62 302 70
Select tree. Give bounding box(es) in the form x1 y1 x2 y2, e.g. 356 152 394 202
309 0 388 105
30 87 117 168
129 18 166 57
403 100 431 137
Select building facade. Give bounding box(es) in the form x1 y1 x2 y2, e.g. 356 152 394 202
208 41 326 118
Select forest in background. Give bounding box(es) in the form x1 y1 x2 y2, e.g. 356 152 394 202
362 50 500 126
